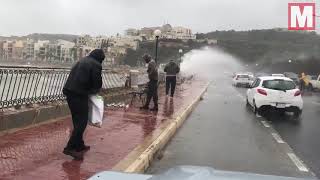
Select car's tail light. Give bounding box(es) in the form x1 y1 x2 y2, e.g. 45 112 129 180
294 90 301 96
257 89 267 96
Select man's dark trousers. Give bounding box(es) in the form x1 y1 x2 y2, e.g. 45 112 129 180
166 76 177 97
145 80 158 108
65 94 89 151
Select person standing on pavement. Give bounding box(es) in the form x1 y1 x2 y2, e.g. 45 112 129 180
62 49 105 160
140 54 159 111
164 60 180 98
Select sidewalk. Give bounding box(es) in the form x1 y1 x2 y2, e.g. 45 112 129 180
0 80 208 180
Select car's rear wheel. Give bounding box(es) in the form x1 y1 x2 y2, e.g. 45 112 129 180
293 109 302 118
246 97 250 106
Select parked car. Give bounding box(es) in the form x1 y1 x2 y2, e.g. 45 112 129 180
246 76 303 118
271 73 285 77
246 72 255 81
308 74 320 91
233 74 252 87
255 72 269 77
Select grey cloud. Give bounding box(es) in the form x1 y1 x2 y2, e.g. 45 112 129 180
0 0 317 36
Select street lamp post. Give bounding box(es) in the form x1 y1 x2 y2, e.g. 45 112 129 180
154 29 161 64
178 49 183 65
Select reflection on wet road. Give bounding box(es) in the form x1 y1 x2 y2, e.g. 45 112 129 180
272 94 320 177
148 47 320 178
235 87 320 177
148 77 316 178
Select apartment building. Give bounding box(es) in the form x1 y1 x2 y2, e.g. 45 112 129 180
12 40 24 60
23 39 35 60
126 24 196 40
2 41 13 59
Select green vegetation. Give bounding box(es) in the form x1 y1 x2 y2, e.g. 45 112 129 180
122 39 207 66
197 29 320 74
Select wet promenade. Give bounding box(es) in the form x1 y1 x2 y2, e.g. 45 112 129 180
0 80 207 180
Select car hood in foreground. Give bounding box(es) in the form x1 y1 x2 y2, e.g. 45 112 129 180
89 166 316 180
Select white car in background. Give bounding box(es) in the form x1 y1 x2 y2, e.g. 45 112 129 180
233 74 252 87
246 76 303 118
246 72 255 80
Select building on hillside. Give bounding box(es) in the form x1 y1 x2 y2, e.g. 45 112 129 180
88 36 108 48
171 26 196 40
33 40 49 61
140 27 156 40
76 35 92 46
0 41 4 59
73 45 94 61
135 24 196 40
109 36 140 50
23 39 35 60
125 28 140 36
161 24 173 33
56 40 75 62
2 41 14 59
12 40 24 60
108 46 127 56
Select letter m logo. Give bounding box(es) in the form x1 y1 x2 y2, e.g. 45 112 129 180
288 3 315 30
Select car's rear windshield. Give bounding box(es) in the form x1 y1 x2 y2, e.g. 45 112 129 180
262 79 296 91
237 75 249 78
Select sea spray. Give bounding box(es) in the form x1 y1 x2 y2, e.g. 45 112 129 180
180 46 244 80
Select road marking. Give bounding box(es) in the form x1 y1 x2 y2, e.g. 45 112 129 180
261 121 270 128
311 101 320 106
271 133 285 144
287 153 309 172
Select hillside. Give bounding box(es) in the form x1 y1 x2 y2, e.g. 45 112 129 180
122 39 208 66
0 33 78 42
197 29 320 74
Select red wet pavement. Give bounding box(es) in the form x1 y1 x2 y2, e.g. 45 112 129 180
0 80 207 180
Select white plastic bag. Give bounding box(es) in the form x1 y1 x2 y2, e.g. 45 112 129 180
88 95 104 128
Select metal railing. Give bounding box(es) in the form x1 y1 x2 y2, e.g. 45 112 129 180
0 65 128 109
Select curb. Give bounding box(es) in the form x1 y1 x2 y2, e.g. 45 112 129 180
124 83 209 173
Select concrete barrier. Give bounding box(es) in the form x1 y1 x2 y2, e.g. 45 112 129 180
0 88 132 134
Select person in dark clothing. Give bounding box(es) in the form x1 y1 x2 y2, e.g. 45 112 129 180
62 49 105 160
164 60 180 97
140 54 159 111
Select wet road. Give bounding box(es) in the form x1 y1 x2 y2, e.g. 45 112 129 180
234 87 320 177
268 94 320 177
147 76 315 178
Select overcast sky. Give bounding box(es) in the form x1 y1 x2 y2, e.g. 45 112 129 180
0 0 318 36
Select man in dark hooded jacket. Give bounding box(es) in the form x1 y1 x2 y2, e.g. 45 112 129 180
62 49 105 160
164 60 180 97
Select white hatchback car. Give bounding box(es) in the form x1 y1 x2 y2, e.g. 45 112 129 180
233 74 252 87
271 74 285 77
246 76 303 117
